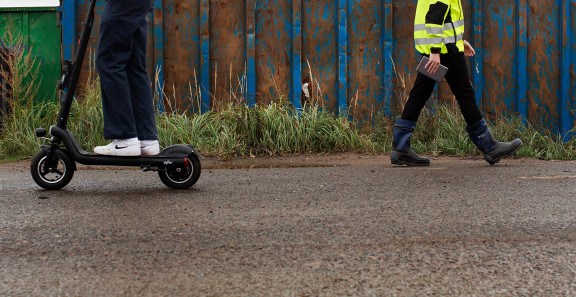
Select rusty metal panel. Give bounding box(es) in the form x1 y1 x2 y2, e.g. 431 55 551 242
162 0 201 112
62 0 576 137
483 0 518 117
346 0 380 120
255 0 291 105
209 0 245 110
302 0 338 113
527 2 561 132
391 1 416 114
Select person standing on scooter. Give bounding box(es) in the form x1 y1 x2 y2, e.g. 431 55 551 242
93 0 160 156
391 0 523 166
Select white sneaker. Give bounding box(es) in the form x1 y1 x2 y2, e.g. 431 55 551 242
140 140 160 156
94 138 141 156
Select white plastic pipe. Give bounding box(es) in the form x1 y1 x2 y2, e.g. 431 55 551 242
0 0 59 8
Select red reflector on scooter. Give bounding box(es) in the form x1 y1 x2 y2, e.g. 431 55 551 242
184 158 189 168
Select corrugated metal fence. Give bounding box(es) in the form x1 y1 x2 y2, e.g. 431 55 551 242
62 0 576 138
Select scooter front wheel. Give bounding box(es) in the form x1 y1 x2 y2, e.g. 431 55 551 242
158 154 201 189
31 149 75 190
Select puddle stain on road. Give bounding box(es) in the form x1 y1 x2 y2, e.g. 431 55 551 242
205 164 339 170
518 175 576 180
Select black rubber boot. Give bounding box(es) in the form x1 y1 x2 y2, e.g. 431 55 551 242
466 118 523 165
391 119 430 166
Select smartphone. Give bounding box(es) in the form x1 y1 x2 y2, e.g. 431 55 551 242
416 56 448 82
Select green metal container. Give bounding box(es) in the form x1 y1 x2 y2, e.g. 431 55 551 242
0 6 61 103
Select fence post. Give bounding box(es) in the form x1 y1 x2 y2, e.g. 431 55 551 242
337 0 348 115
246 0 256 107
291 0 302 110
62 0 76 61
560 0 573 139
516 0 528 122
200 0 210 112
153 0 164 113
382 0 393 117
473 0 483 108
571 0 576 136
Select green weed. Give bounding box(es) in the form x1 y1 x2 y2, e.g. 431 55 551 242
0 37 574 162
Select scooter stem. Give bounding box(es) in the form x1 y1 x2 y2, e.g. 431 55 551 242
56 0 97 130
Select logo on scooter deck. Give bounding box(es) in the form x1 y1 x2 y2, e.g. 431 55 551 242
163 161 173 165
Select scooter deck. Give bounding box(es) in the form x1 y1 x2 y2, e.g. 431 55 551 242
48 126 202 168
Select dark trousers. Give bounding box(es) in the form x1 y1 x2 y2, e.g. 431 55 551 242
401 53 483 127
96 0 157 140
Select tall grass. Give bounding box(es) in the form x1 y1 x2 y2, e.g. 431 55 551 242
0 25 574 161
2 75 575 162
156 102 374 159
0 20 44 160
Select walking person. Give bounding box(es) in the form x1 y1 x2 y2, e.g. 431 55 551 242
93 0 160 156
391 0 522 166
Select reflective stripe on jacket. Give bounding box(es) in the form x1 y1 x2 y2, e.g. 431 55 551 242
414 0 465 55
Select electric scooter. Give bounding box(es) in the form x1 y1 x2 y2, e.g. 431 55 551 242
31 0 203 190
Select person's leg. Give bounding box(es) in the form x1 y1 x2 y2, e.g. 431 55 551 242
127 14 157 141
443 54 522 164
391 72 436 166
391 119 431 166
441 54 482 126
96 0 143 141
400 72 437 122
94 0 152 155
126 13 159 155
465 118 523 165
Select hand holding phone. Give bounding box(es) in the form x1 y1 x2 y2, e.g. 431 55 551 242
417 56 448 82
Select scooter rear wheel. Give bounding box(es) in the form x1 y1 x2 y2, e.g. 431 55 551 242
31 149 75 190
158 153 201 189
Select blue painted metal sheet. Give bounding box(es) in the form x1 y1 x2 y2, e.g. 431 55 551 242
200 0 210 112
65 0 576 138
568 0 576 135
61 0 75 61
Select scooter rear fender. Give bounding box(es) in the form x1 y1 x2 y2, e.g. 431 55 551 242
160 144 206 160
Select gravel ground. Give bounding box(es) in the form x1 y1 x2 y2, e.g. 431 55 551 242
1 154 576 296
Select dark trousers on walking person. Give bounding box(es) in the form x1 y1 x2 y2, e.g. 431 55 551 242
391 53 523 166
94 0 159 156
402 53 482 127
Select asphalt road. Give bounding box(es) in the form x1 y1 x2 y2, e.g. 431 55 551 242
1 155 576 296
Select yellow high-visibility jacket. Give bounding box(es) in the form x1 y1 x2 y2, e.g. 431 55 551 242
414 0 465 55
